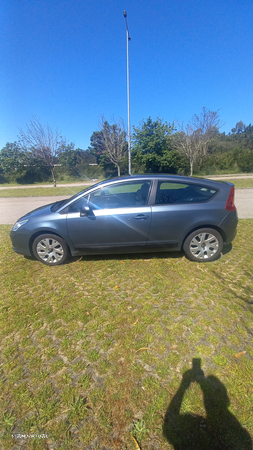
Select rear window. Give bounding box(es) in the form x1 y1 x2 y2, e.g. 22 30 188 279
155 181 218 205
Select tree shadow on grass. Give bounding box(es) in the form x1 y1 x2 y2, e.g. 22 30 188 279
212 270 253 309
163 359 252 450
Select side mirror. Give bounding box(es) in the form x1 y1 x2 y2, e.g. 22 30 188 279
80 204 91 217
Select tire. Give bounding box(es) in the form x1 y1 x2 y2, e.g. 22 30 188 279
183 228 223 262
32 234 69 266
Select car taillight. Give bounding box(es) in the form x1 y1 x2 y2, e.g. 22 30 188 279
225 186 236 211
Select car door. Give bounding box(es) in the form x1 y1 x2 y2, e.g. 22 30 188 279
66 180 152 252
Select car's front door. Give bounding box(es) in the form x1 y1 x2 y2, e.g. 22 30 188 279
66 180 152 252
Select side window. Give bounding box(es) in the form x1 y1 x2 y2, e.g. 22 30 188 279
155 182 218 204
88 181 151 209
67 196 88 213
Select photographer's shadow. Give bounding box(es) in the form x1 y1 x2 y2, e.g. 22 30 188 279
163 359 252 450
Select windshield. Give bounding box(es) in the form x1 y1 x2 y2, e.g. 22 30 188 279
50 188 89 212
50 182 103 212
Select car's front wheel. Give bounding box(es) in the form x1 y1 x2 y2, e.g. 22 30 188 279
32 234 69 266
183 228 223 262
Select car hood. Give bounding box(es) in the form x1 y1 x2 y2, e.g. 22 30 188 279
17 201 57 221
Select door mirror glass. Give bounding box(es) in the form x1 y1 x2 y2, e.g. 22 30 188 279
80 204 91 217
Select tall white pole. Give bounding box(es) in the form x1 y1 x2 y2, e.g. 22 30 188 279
123 11 131 175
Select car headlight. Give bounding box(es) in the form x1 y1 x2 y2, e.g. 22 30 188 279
12 219 29 231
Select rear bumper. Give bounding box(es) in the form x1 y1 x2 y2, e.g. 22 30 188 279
219 210 238 245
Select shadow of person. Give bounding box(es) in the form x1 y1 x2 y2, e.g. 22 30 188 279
163 359 252 450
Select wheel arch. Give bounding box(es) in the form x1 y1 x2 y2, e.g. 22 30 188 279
29 230 71 256
181 224 226 250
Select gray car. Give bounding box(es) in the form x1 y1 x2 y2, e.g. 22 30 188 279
10 175 238 265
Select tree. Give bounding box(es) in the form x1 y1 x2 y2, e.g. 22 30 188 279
90 118 127 176
19 116 66 186
0 142 32 182
173 107 222 176
0 142 51 183
58 144 98 178
131 117 178 173
231 121 246 134
89 131 107 166
0 142 27 174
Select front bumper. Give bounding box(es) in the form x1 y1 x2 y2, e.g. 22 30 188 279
10 230 32 257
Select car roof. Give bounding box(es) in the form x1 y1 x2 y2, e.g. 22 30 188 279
96 174 230 188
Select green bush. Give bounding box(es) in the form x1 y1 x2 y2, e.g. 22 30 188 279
55 164 106 182
199 151 237 175
16 167 51 184
236 148 253 172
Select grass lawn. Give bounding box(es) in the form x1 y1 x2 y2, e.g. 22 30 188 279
0 186 86 198
213 178 253 189
0 221 253 449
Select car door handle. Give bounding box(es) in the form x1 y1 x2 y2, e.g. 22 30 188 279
134 214 149 220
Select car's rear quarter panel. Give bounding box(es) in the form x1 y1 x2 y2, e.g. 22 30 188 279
148 202 229 249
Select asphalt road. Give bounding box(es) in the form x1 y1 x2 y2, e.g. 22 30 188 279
0 196 69 224
0 189 252 224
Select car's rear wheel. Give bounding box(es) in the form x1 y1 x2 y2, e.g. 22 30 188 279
183 228 223 262
32 234 69 266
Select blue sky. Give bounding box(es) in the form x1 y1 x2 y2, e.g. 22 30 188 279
1 0 253 150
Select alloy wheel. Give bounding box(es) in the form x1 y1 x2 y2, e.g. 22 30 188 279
36 238 65 264
189 232 219 260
